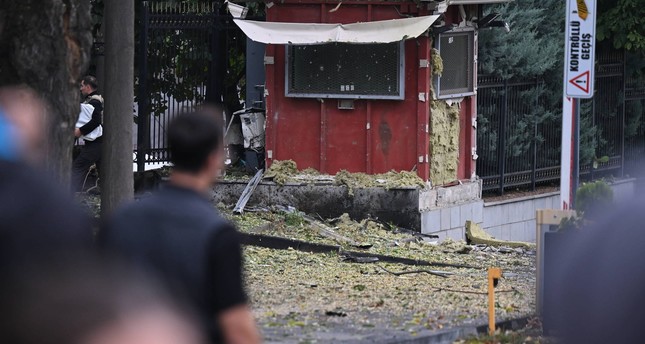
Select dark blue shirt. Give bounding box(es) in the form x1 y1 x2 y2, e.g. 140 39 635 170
0 160 92 269
101 185 247 343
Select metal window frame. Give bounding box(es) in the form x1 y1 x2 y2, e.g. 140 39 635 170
433 27 478 100
285 42 405 100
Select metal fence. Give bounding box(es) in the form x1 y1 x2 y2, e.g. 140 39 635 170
135 1 243 172
477 49 645 193
476 77 561 193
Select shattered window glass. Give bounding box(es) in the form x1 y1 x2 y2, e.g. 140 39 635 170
435 30 475 98
287 42 402 98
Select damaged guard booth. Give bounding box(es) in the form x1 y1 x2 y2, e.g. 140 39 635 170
233 0 511 185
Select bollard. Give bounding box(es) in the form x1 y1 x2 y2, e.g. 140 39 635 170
488 267 502 335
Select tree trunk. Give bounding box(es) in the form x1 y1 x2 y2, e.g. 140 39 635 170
101 0 134 216
0 0 92 187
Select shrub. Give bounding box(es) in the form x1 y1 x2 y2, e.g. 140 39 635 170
575 181 614 219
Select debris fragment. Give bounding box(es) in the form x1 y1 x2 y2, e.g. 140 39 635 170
233 169 264 214
264 160 298 185
431 48 443 76
376 265 451 278
325 310 347 317
341 254 379 263
335 169 426 196
466 221 535 249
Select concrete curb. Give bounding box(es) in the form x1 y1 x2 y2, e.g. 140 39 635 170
380 316 531 344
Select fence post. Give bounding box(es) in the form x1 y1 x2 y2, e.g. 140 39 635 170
136 1 150 173
531 79 539 191
498 79 508 195
206 6 226 104
620 49 626 177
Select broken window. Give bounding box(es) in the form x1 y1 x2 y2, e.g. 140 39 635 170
433 28 477 99
286 42 404 99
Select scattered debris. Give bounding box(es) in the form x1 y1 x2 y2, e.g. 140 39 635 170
335 169 426 196
341 254 380 263
325 310 348 317
263 160 298 185
240 231 478 269
301 213 373 249
259 160 427 191
233 169 264 214
376 265 451 278
244 246 536 341
390 225 440 239
466 221 535 249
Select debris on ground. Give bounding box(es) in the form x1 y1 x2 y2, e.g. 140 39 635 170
224 207 535 270
233 170 264 214
237 160 428 192
80 193 536 342
263 160 299 185
335 169 427 195
466 221 535 249
244 244 535 342
455 318 555 344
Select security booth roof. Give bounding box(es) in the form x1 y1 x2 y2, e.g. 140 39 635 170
232 15 441 45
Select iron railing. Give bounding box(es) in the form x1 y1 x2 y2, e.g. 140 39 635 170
477 49 645 193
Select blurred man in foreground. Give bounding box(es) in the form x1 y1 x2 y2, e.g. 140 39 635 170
0 85 91 270
102 111 261 344
0 258 205 344
547 193 645 343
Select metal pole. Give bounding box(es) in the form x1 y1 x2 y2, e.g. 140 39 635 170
531 80 539 190
620 49 626 177
572 98 580 209
136 1 150 173
498 80 508 195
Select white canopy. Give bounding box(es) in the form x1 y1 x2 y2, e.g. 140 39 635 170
232 15 441 45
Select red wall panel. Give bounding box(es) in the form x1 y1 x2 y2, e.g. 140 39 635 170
263 1 468 180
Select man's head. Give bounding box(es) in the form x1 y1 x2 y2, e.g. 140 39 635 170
0 85 46 164
168 110 224 183
80 76 98 97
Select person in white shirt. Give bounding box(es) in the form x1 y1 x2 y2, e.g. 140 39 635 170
72 76 104 192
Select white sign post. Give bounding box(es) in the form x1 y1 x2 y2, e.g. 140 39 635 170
560 0 597 209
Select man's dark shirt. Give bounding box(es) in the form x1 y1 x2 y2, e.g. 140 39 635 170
101 185 248 343
79 91 103 136
0 160 92 270
547 195 645 343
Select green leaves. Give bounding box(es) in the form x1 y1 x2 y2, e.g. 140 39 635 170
597 0 645 53
478 0 565 80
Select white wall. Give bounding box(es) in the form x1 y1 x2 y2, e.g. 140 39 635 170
421 179 638 243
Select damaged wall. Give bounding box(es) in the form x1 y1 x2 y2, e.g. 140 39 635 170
429 49 460 186
263 2 432 180
429 100 460 186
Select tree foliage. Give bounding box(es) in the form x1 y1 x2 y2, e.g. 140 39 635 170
476 0 566 175
597 0 645 53
478 0 565 81
476 0 645 180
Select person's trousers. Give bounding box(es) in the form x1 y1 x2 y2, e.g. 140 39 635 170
72 138 102 192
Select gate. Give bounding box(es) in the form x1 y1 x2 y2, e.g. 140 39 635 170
136 1 231 172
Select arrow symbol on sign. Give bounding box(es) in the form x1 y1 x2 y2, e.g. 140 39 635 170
569 71 591 93
576 0 589 20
